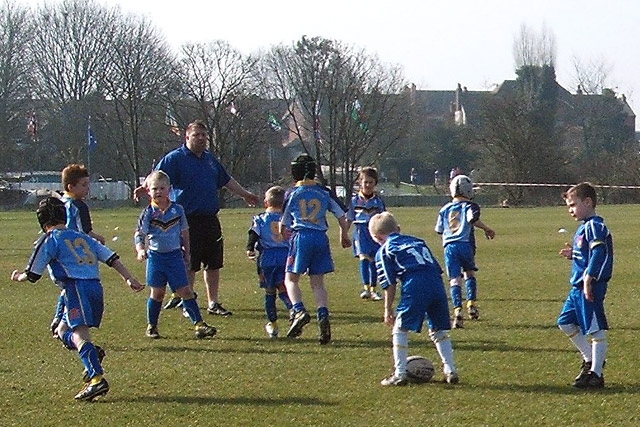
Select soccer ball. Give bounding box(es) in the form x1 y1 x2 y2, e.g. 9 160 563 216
406 355 435 383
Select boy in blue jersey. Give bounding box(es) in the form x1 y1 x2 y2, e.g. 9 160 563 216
346 167 386 301
369 212 458 385
558 182 612 389
246 186 293 338
435 174 495 328
11 197 145 401
135 171 217 340
50 164 106 337
280 154 351 344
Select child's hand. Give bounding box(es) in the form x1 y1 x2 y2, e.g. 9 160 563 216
126 277 145 292
383 308 395 326
484 228 495 240
559 242 572 260
136 249 147 262
247 250 256 260
341 235 352 249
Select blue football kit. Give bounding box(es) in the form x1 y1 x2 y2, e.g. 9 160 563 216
375 233 451 333
250 211 288 288
347 192 386 258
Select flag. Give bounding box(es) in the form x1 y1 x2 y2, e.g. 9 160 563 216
27 110 37 140
350 98 369 133
87 121 97 153
268 113 282 132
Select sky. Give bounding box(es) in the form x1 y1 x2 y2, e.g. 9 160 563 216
23 0 640 128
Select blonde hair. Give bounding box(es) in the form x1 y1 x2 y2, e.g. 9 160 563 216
369 212 399 236
265 185 285 208
145 170 171 187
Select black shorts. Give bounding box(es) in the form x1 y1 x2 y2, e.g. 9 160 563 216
187 214 224 271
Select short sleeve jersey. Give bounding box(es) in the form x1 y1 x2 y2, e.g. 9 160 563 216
569 215 613 286
137 202 189 253
435 200 481 247
62 193 93 234
250 211 289 266
375 233 443 290
24 228 117 284
155 145 231 215
281 180 346 232
346 192 386 224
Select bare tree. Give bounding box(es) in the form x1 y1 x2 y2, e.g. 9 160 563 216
0 0 34 171
102 14 176 188
260 36 408 199
513 23 556 69
571 55 613 95
29 0 118 165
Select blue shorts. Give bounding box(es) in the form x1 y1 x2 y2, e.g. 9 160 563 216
63 279 104 329
352 224 380 259
557 283 608 335
443 241 478 279
395 273 451 333
260 264 286 289
286 229 334 275
147 250 189 292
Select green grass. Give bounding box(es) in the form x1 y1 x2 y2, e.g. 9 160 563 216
2 205 640 426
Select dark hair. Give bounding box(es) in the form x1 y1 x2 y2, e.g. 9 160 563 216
36 197 67 231
563 182 597 207
359 166 378 184
291 154 316 181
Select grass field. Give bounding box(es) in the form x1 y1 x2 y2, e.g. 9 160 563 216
2 205 640 426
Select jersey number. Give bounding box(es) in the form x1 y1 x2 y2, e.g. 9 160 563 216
64 237 98 265
407 246 435 265
299 198 321 224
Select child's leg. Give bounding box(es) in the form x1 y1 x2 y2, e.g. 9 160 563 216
558 323 591 361
359 257 372 297
464 272 477 303
285 272 305 312
590 330 608 376
264 288 278 322
392 323 409 377
72 325 104 383
310 274 328 316
450 277 463 308
176 285 203 324
276 284 293 311
430 329 457 375
148 287 166 327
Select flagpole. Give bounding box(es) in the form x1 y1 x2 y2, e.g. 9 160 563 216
87 116 91 173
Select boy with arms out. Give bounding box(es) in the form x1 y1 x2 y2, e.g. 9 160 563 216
558 182 612 389
435 174 495 328
346 167 386 301
246 186 293 338
11 197 144 401
370 212 458 385
135 171 217 339
280 154 351 344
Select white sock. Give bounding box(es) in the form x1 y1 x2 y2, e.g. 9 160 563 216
559 324 591 362
435 338 456 375
591 331 608 376
392 329 408 377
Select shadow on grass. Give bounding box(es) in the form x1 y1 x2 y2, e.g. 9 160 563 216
476 382 640 395
112 395 336 406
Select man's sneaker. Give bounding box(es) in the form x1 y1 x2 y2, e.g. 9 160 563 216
207 302 233 316
452 307 464 329
74 378 109 401
381 373 408 386
360 289 371 299
163 295 182 310
444 372 460 384
287 310 311 338
194 322 217 339
468 304 480 320
318 317 331 345
370 291 383 301
265 321 279 339
146 324 160 339
82 345 106 383
574 371 605 389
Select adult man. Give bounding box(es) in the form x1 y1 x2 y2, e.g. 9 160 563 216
137 120 258 316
